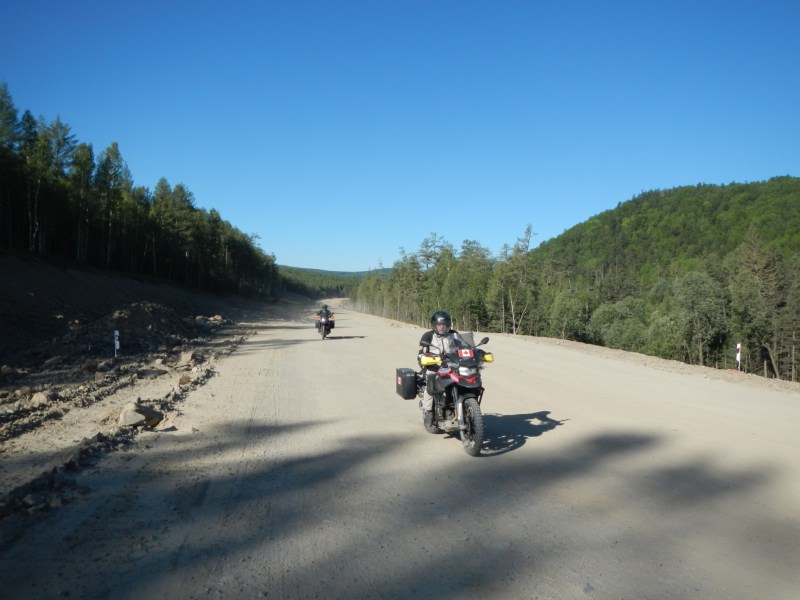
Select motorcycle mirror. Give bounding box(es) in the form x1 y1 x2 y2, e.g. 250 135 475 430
479 337 489 345
420 341 431 348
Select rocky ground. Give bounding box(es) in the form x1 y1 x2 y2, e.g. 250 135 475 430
0 252 278 524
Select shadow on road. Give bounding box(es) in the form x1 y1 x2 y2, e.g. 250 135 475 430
1 414 789 599
481 410 566 456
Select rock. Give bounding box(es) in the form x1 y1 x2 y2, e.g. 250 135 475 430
175 350 199 369
26 390 54 409
97 359 115 372
118 401 163 428
178 374 192 386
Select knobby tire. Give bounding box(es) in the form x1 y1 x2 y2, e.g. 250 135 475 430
461 396 484 456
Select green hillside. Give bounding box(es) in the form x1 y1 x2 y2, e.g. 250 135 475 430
539 176 800 298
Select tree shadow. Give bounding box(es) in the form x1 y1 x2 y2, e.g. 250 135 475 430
232 337 319 352
260 323 318 331
481 410 566 456
2 417 793 600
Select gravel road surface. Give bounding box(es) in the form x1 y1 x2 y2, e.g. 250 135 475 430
1 300 799 599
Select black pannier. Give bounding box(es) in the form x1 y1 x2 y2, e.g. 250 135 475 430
396 368 417 400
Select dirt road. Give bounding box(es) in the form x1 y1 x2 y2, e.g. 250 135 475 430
2 300 799 599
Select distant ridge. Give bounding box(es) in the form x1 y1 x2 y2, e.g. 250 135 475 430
278 265 389 278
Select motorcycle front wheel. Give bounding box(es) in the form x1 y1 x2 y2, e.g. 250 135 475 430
460 396 484 456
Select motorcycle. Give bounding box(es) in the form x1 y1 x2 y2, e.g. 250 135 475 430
315 312 334 339
396 332 494 456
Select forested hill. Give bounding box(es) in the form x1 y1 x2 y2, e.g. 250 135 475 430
538 176 800 296
352 176 800 382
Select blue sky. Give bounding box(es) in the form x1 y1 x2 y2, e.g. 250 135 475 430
2 1 798 272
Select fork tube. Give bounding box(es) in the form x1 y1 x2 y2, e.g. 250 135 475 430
455 391 465 427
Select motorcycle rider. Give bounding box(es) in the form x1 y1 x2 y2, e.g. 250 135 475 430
315 304 333 330
418 310 461 429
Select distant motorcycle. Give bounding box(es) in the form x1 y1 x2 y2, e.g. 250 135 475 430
315 312 334 339
396 332 494 456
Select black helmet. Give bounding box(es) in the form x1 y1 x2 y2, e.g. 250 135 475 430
430 310 451 335
322 304 328 310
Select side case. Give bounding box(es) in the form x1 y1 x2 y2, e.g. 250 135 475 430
395 368 417 400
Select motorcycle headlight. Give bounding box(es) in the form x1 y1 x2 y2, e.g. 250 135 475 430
458 366 477 376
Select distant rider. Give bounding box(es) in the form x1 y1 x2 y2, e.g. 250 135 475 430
315 304 334 330
418 310 461 429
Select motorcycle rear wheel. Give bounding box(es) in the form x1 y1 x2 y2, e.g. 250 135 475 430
460 396 484 456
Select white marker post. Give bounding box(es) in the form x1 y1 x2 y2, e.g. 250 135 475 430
114 330 120 358
735 342 741 371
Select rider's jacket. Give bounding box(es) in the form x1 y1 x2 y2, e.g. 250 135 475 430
418 330 461 366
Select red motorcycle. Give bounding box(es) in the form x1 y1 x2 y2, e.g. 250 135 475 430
396 333 494 456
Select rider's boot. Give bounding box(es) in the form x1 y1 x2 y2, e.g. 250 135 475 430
423 410 442 434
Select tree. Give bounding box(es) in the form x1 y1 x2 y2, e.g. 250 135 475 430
44 116 77 177
94 142 131 267
778 254 800 381
549 287 588 340
644 311 686 361
417 232 447 271
725 230 785 376
17 111 68 253
0 82 21 247
588 297 648 350
486 226 537 335
0 82 19 150
674 271 728 366
448 240 492 331
68 143 95 261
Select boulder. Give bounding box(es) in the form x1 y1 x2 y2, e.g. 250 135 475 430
118 401 163 428
24 390 54 410
175 350 199 370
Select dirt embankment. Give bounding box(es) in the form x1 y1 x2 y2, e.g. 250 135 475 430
1 252 290 519
0 252 270 360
